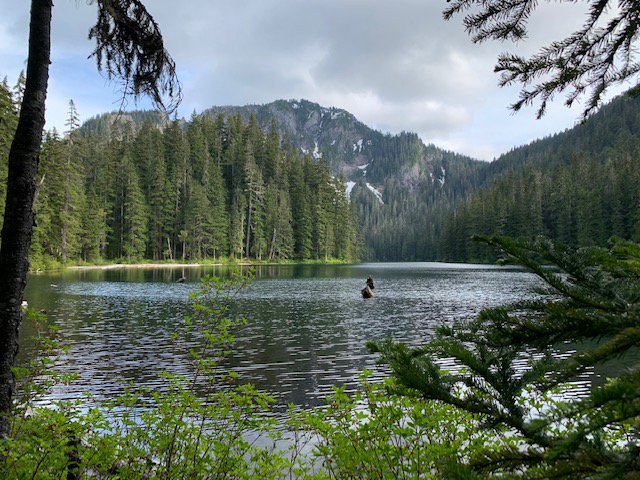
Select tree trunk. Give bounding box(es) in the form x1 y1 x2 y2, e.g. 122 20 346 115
245 194 252 259
0 0 52 439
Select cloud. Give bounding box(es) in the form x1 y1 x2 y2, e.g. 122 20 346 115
0 0 594 159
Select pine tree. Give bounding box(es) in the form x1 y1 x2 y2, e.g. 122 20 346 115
308 159 333 260
263 118 282 184
80 186 108 262
138 126 170 259
37 130 67 259
59 100 85 262
12 71 25 107
445 0 640 118
289 154 312 259
206 158 229 259
228 193 246 260
163 118 188 259
264 181 294 260
121 150 148 261
184 182 212 259
243 143 266 259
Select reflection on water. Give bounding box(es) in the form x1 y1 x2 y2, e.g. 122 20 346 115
19 262 604 408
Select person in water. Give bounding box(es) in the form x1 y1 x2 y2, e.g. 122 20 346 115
362 276 375 298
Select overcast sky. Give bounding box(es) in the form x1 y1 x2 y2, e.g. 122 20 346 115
0 0 618 160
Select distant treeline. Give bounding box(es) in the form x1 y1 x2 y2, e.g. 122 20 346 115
0 76 360 267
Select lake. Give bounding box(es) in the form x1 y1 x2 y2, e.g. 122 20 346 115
19 262 592 409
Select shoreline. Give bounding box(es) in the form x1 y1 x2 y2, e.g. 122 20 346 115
66 262 255 270
63 260 349 271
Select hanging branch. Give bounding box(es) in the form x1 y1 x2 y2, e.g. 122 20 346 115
89 0 182 113
444 0 640 119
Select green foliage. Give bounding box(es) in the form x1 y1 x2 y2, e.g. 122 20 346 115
301 370 506 479
370 236 640 478
1 270 297 478
445 0 640 119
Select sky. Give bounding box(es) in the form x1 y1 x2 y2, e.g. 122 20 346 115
0 0 619 160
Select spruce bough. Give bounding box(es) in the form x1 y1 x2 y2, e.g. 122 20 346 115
370 236 640 478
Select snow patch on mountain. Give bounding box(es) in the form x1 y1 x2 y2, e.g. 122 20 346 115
438 166 446 186
366 183 384 205
346 181 356 198
313 141 322 160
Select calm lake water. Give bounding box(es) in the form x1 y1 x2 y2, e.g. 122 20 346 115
20 263 593 409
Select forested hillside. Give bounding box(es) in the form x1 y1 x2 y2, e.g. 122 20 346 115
205 100 487 260
0 77 359 267
439 93 640 262
81 99 488 261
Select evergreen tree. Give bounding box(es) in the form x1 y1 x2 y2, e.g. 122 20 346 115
59 100 85 262
263 118 282 184
163 118 188 259
80 186 107 262
264 181 294 260
121 150 148 261
205 158 229 259
12 71 25 107
184 182 212 259
136 125 170 259
243 143 266 259
445 0 640 118
228 193 246 260
289 154 313 259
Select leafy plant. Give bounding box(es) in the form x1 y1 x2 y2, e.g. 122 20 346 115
1 270 302 478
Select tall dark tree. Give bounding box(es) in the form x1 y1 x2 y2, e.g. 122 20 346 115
0 78 18 233
0 0 179 439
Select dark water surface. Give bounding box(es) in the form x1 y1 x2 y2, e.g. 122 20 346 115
20 263 565 408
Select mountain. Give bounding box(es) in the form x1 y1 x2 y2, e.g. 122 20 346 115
78 93 640 263
78 99 492 260
203 100 487 260
78 110 178 138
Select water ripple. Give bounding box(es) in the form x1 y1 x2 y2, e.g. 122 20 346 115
20 263 604 409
